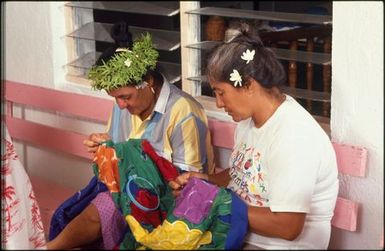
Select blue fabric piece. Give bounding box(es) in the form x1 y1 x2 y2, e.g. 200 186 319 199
225 190 249 250
48 176 108 240
218 214 231 224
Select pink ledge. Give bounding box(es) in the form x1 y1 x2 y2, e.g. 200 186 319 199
331 197 359 231
332 142 368 177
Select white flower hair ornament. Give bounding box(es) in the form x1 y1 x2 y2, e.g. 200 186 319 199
230 69 242 87
241 49 255 64
229 49 256 87
124 59 132 67
115 48 133 68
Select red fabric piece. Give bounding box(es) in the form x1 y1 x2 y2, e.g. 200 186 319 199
141 140 179 182
130 189 164 228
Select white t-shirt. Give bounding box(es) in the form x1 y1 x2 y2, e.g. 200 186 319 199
227 95 339 249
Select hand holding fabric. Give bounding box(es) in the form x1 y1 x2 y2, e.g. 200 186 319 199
83 133 111 154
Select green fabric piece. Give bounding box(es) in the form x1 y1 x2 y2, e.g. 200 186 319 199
93 139 234 250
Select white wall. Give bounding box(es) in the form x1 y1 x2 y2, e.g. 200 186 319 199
3 2 104 190
3 1 384 249
329 2 384 249
4 2 55 87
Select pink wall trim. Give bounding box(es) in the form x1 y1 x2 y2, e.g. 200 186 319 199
5 80 366 233
6 116 92 160
5 80 113 123
332 142 368 177
331 197 359 231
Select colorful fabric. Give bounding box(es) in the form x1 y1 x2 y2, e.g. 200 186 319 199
125 178 248 250
173 177 220 224
2 125 46 249
105 79 214 174
125 177 230 249
93 139 248 250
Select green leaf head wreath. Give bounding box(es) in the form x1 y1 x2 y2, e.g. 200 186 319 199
88 33 159 92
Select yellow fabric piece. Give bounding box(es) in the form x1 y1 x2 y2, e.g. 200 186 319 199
126 215 212 250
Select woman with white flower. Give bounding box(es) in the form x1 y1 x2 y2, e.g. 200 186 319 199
46 22 214 250
170 21 339 249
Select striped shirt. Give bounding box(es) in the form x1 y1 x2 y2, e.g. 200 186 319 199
106 79 214 174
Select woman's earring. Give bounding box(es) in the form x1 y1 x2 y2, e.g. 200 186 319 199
150 87 155 94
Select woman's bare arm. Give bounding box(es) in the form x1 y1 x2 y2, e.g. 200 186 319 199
247 206 306 241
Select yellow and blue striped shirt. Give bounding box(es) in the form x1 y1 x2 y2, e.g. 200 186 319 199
106 79 214 174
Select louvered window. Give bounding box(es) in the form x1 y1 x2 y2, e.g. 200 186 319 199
180 1 332 131
64 1 181 87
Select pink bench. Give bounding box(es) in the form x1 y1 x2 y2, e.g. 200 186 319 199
5 81 367 235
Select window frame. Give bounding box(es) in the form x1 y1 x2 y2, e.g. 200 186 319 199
63 1 331 135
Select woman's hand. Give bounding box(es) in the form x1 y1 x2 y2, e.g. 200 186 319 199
168 171 208 197
83 133 111 154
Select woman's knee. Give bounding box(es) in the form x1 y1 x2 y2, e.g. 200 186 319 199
81 203 101 225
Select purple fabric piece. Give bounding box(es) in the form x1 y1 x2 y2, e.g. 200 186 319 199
173 177 219 224
91 191 127 249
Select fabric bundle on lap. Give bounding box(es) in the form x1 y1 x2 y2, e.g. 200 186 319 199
126 177 249 250
50 139 248 249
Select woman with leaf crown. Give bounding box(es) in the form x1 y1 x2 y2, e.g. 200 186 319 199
46 21 214 250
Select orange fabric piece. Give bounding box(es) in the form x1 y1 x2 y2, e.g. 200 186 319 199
93 144 120 192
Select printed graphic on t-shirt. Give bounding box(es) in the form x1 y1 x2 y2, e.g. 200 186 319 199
228 143 269 206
